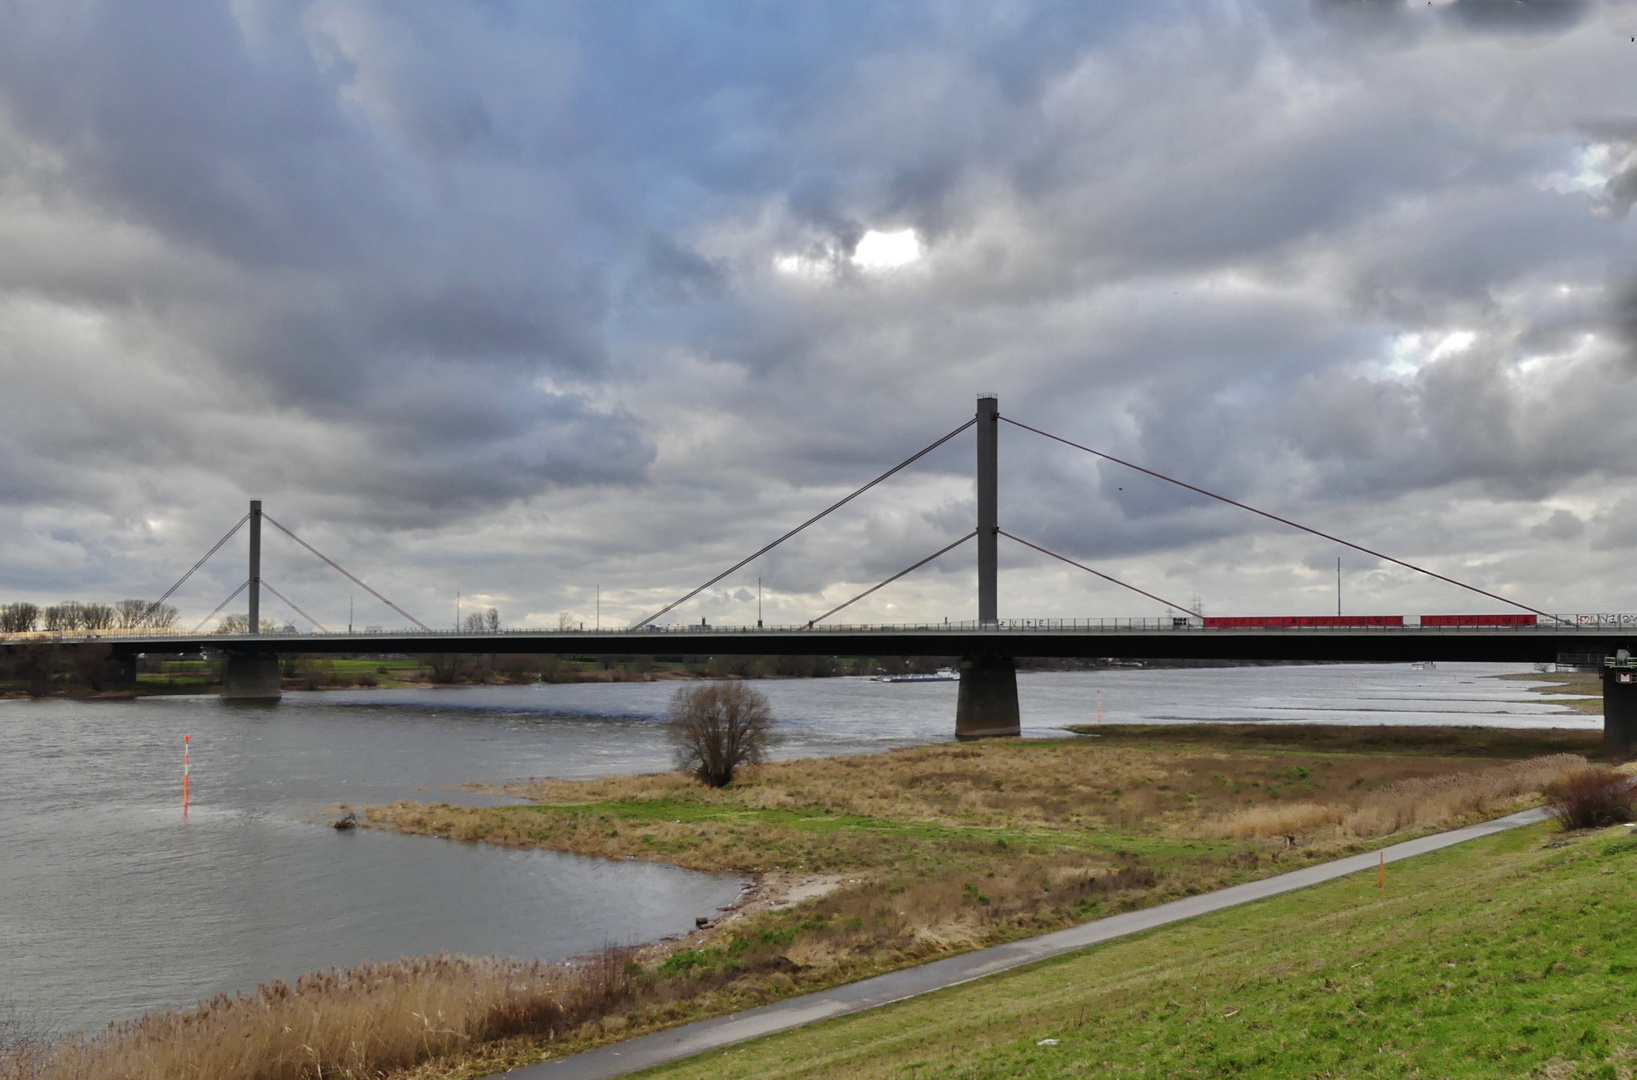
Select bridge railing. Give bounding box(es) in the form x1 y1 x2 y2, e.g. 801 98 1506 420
6 614 1636 645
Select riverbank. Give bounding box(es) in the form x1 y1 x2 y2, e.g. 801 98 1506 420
6 724 1615 1080
636 819 1637 1080
354 727 1602 1079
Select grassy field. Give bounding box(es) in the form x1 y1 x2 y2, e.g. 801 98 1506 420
11 728 1614 1080
1499 669 1605 715
351 730 1599 1079
643 821 1637 1080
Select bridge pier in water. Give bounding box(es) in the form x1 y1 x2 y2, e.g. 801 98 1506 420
955 656 1020 739
221 653 281 702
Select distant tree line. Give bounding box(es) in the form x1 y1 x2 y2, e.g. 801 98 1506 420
216 615 281 634
0 641 133 695
0 600 179 634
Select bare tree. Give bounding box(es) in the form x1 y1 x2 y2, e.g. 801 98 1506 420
80 603 115 631
0 603 38 634
558 611 576 631
115 600 149 628
146 603 179 629
216 615 278 634
665 682 775 788
462 608 500 633
42 603 83 632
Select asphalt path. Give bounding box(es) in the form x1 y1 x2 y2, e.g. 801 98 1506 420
507 807 1551 1080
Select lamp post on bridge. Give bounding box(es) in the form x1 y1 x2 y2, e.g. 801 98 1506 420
956 394 1021 739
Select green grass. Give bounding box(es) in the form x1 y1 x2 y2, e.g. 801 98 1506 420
641 823 1637 1080
502 799 1245 867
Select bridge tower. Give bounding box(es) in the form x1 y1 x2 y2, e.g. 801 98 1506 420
956 395 1021 739
221 497 281 701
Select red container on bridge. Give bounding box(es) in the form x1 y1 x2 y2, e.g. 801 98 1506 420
1201 615 1405 629
1418 614 1536 627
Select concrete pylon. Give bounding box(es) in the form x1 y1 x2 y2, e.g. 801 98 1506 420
957 395 1020 738
221 653 281 701
977 396 998 628
248 499 262 636
956 656 1020 739
1603 659 1637 757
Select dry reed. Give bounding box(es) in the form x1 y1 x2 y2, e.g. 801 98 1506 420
17 951 636 1080
1202 754 1587 841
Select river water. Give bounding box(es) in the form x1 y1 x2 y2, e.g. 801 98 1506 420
0 663 1592 1032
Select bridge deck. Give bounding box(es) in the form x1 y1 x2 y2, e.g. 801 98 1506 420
34 623 1637 664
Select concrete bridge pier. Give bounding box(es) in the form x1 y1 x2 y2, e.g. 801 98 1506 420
108 652 138 692
221 653 281 702
955 656 1020 739
1602 658 1637 757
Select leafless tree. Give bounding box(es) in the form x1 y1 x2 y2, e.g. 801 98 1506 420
558 610 576 631
462 608 500 633
145 603 179 629
80 603 115 631
0 603 38 634
665 682 775 788
216 615 278 634
42 603 83 632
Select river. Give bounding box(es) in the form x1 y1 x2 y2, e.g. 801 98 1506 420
0 662 1591 1032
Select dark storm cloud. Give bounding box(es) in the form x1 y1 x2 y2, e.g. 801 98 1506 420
5 0 1637 625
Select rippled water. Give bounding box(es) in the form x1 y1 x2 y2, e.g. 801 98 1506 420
0 662 1590 1032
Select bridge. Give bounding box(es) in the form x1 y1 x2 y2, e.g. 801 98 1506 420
20 396 1637 752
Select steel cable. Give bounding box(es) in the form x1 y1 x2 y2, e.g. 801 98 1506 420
999 530 1201 616
634 418 978 628
1001 416 1556 622
260 514 432 631
260 579 329 633
192 580 250 633
142 513 250 626
808 532 977 626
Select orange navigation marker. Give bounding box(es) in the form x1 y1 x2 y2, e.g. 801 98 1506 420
183 734 191 814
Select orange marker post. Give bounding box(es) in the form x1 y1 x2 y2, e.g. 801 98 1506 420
183 734 191 814
1377 850 1384 888
1097 688 1103 723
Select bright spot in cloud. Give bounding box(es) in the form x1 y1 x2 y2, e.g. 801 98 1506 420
851 228 922 271
1382 330 1476 380
773 243 841 280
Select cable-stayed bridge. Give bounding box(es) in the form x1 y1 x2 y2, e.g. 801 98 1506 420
19 396 1637 751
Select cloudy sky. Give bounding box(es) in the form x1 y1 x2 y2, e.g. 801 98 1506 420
4 0 1637 631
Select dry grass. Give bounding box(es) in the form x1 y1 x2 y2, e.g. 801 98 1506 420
1201 754 1587 840
1496 670 1604 715
13 952 639 1080
30 731 1601 1080
1545 766 1637 830
494 736 1552 836
1063 721 1606 758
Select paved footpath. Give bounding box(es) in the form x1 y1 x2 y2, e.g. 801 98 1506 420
508 807 1550 1080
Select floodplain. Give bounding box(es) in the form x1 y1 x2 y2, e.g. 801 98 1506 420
3 694 1621 1080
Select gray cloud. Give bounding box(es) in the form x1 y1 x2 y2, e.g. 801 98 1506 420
5 0 1637 627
